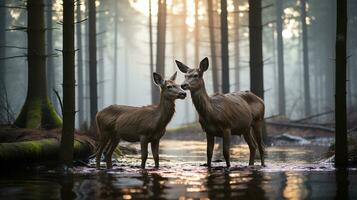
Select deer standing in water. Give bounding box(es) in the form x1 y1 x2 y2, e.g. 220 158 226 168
95 72 186 169
176 58 265 168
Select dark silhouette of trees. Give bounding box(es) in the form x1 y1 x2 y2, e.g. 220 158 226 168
46 0 56 108
154 0 167 104
0 0 6 113
301 0 311 116
249 0 264 100
335 0 347 168
14 0 61 129
207 0 219 93
221 0 229 94
60 0 75 167
88 0 97 123
76 0 84 126
276 0 286 116
114 0 119 104
233 0 240 92
149 0 155 104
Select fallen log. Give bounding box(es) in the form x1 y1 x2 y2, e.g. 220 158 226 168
0 138 93 166
266 121 335 132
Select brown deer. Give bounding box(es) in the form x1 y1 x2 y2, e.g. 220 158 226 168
95 72 186 169
176 57 265 168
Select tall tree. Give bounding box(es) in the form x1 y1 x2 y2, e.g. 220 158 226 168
46 0 56 108
301 0 311 116
113 0 119 104
207 0 219 93
233 0 240 92
76 0 84 126
276 0 286 115
335 0 347 168
88 0 97 123
0 0 6 99
194 0 199 67
221 0 229 93
60 0 75 167
14 0 61 129
154 0 167 104
249 0 264 99
149 0 155 104
98 2 105 109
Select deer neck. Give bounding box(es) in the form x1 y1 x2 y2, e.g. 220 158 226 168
157 94 176 128
190 81 212 118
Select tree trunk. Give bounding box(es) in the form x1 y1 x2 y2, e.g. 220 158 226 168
276 0 286 116
113 0 119 104
249 0 264 99
154 0 166 104
149 0 155 104
76 0 84 126
249 0 266 141
335 0 347 168
207 0 219 93
301 0 311 116
98 3 104 109
88 0 97 123
60 0 75 167
221 0 229 94
194 0 199 67
46 0 57 109
14 0 62 129
233 0 240 92
0 0 6 121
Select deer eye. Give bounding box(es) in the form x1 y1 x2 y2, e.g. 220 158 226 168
193 74 199 78
167 85 173 89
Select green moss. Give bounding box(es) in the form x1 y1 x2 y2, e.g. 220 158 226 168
14 97 62 129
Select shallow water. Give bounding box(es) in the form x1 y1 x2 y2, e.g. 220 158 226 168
1 136 356 199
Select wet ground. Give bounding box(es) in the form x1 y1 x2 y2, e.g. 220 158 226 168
0 132 356 199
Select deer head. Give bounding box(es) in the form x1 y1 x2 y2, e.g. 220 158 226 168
175 57 209 92
153 71 187 100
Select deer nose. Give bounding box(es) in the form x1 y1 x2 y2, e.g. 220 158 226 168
181 83 189 90
178 92 186 99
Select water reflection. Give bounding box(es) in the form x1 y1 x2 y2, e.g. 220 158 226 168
0 139 356 199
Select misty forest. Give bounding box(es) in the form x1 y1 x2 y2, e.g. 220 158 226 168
0 0 356 199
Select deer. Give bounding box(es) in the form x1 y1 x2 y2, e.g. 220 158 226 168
176 57 265 168
95 72 186 169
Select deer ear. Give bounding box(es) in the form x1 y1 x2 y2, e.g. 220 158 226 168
169 71 177 81
153 72 164 86
199 57 209 72
175 60 189 73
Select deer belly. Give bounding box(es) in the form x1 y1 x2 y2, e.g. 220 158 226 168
119 132 140 142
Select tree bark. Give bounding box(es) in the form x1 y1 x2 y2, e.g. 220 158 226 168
61 0 75 167
0 0 6 121
276 0 286 116
114 0 119 104
88 0 97 123
154 0 166 104
233 0 240 92
221 0 229 94
335 0 347 168
207 0 219 93
249 0 264 99
301 0 311 116
14 0 62 129
76 0 84 126
46 0 56 109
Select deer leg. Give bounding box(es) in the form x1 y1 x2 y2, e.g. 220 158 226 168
206 134 215 168
151 140 160 168
243 131 256 166
105 137 120 169
252 121 265 167
96 133 109 169
222 130 231 168
140 136 149 169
